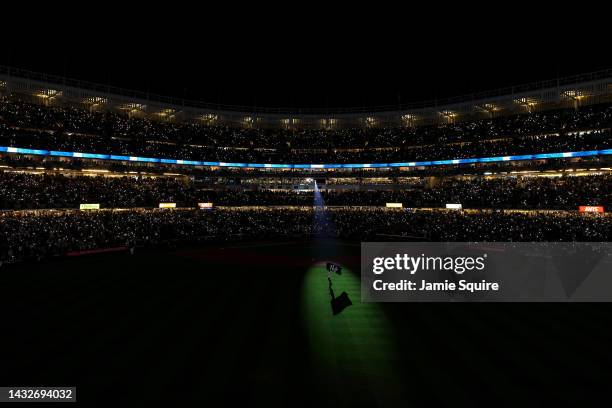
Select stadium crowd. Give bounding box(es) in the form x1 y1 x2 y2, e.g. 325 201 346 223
0 97 610 164
1 208 610 262
0 96 610 264
0 172 609 210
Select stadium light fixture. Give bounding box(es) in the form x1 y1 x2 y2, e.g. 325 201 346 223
476 103 500 114
242 116 259 129
281 118 300 127
0 80 6 88
36 89 62 100
321 118 337 129
120 103 146 113
401 114 417 125
84 96 108 106
563 90 587 100
156 108 176 118
200 113 218 123
513 97 538 108
440 110 458 122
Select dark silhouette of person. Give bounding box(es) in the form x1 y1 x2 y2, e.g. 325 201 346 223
328 276 352 315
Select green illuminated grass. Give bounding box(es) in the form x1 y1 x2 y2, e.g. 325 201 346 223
301 263 404 405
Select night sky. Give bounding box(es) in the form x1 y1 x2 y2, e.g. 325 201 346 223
2 13 609 110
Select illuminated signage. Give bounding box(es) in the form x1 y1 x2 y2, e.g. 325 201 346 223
159 203 177 208
446 203 463 210
578 206 604 213
386 203 403 208
1 145 611 169
198 202 214 209
79 203 100 210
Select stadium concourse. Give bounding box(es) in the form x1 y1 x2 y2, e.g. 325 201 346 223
0 81 610 264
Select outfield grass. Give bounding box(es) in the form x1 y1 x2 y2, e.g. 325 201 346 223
302 262 404 406
1 240 611 406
